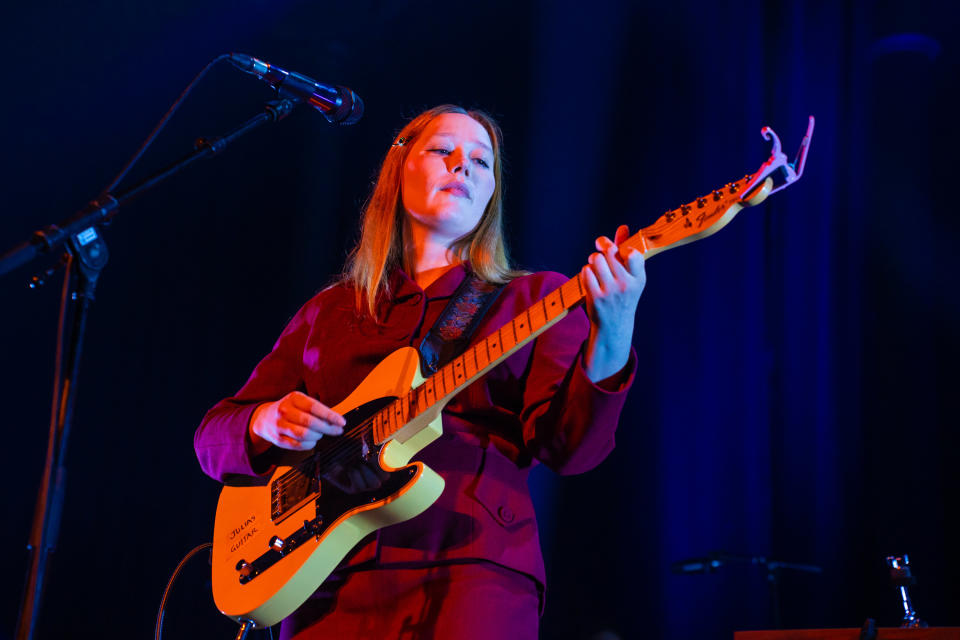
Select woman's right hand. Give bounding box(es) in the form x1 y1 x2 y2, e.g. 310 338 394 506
248 391 346 454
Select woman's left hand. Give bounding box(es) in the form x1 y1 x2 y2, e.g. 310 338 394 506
580 224 646 383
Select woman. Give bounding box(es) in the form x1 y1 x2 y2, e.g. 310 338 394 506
195 104 645 639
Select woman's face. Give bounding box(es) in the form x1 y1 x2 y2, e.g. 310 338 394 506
400 113 496 243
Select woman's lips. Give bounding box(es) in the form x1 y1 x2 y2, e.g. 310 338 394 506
440 182 471 199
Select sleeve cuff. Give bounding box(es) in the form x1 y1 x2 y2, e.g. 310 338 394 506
577 346 638 394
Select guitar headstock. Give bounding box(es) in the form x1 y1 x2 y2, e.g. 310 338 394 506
623 175 773 259
621 117 813 260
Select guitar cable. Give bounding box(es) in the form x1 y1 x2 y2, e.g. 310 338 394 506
155 542 275 640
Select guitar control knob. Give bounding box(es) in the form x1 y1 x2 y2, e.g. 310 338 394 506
269 535 285 552
237 560 253 582
696 197 707 208
713 190 722 200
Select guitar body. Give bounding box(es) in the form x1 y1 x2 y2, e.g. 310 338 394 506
211 347 447 627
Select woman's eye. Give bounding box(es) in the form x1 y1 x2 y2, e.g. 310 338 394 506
472 157 490 168
428 148 451 155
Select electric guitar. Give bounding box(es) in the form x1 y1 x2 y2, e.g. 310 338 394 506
211 118 815 627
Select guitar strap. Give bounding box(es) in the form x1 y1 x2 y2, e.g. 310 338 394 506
417 272 505 378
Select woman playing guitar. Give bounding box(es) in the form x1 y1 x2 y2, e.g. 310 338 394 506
195 104 645 639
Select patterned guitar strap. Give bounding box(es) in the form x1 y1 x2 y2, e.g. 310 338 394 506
417 273 505 378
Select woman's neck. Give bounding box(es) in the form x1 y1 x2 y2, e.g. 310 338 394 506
405 221 461 290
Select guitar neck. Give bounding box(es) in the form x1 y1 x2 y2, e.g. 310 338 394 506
371 173 772 444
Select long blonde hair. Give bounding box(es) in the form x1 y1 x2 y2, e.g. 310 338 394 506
343 105 522 317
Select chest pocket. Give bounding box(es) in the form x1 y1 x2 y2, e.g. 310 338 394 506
470 444 535 531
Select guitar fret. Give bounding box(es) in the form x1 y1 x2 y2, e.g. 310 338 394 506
464 347 478 378
487 332 501 361
420 382 434 421
474 341 489 370
514 310 531 343
559 277 583 309
529 299 546 331
386 403 398 435
417 385 429 414
442 363 455 395
409 388 420 418
500 324 515 351
546 289 561 319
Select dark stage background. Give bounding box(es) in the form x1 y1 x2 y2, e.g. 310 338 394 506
2 1 958 638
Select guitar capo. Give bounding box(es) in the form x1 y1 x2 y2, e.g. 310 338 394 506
742 115 815 199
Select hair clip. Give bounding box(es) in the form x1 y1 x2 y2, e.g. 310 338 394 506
392 136 407 147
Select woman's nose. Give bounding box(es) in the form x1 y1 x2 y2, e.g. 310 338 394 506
448 149 469 175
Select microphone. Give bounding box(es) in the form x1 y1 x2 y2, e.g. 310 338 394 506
228 53 363 125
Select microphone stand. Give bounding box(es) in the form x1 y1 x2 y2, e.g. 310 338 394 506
7 97 299 640
672 551 823 629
